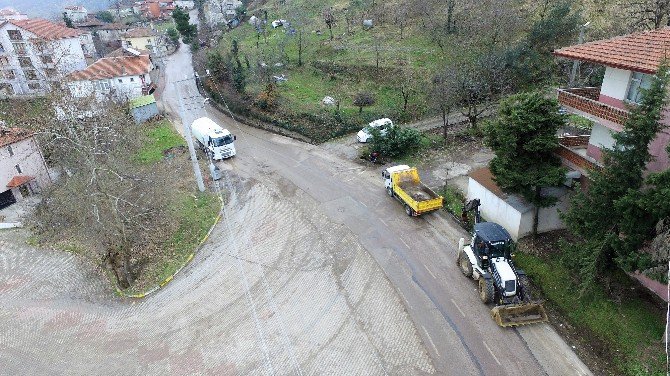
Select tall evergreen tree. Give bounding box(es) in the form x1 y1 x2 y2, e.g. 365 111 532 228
562 64 670 289
484 92 567 235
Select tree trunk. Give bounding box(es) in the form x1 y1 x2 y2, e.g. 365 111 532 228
297 30 303 66
533 186 541 236
328 25 333 40
442 109 449 140
359 106 363 114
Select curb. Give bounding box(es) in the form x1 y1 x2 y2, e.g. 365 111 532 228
115 196 224 299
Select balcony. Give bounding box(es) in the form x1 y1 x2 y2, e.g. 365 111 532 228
555 135 601 173
558 87 630 126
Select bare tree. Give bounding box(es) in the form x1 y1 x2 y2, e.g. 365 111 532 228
353 92 375 113
621 0 670 30
430 68 460 140
394 3 410 39
323 7 336 40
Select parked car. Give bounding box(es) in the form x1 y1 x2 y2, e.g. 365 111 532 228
357 118 394 143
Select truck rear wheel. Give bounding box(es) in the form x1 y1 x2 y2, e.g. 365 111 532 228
387 186 393 197
478 277 494 304
405 204 413 216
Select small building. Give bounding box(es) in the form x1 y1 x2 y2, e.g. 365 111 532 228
553 27 670 178
0 125 51 210
67 54 155 102
64 6 89 23
120 27 159 54
467 167 571 240
129 94 159 123
0 7 28 21
97 22 133 42
174 1 195 9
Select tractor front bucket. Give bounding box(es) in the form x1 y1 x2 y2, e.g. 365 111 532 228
491 302 548 327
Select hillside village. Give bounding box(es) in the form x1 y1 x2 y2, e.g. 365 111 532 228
0 1 669 375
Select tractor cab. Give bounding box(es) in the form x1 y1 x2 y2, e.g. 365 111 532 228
472 222 515 269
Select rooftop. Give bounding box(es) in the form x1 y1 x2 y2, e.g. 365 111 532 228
123 27 154 38
97 22 131 30
6 175 34 188
9 18 83 40
0 127 33 148
553 27 670 74
68 55 152 81
64 6 87 11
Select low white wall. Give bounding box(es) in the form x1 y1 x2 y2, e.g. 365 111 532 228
467 178 522 240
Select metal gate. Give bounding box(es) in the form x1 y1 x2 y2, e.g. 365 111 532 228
0 190 16 210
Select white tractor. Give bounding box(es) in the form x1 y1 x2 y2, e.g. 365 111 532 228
458 199 548 327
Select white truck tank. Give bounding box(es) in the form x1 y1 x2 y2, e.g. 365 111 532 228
191 117 236 160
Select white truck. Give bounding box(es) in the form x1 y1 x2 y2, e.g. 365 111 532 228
191 117 236 160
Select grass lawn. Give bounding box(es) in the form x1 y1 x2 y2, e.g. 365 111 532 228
136 119 186 164
515 252 666 375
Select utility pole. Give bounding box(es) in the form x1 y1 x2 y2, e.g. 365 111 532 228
569 21 590 88
174 75 206 192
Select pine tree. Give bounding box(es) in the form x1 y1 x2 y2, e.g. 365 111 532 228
484 92 567 235
561 64 670 290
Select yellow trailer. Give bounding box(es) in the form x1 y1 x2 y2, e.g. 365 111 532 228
382 165 443 216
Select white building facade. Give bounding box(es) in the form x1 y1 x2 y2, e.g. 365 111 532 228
67 54 155 102
64 6 89 23
0 19 91 97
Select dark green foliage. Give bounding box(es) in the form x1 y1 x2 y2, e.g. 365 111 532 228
172 6 197 44
96 11 114 23
484 92 567 234
205 41 246 94
561 64 670 290
167 27 180 45
505 1 582 90
368 126 422 158
63 13 74 28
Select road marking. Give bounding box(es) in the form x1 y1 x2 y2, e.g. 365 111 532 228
424 265 437 279
398 290 413 310
450 299 466 317
483 340 502 366
400 237 410 249
359 201 368 208
422 326 440 357
380 219 389 227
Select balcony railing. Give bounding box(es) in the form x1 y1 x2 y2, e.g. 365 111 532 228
555 136 601 173
558 87 630 126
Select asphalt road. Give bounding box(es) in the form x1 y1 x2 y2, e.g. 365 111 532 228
160 27 593 376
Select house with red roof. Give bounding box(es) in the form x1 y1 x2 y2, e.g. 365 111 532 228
66 53 155 101
553 27 670 178
64 5 89 23
0 18 93 96
0 124 51 210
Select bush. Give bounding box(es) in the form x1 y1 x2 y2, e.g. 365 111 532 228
369 126 421 158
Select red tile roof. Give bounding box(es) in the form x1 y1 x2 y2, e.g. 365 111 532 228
67 55 152 81
9 18 83 40
6 175 34 188
0 127 33 148
553 27 670 74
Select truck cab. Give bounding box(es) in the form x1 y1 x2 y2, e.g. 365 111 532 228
207 129 236 160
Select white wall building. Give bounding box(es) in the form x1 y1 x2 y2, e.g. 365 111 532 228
0 126 51 210
467 168 570 240
64 6 89 23
174 1 195 9
0 7 28 21
0 18 92 97
67 54 155 102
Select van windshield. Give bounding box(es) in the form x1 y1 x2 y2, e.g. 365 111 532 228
212 135 234 147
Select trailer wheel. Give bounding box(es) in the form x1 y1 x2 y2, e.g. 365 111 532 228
404 204 413 216
478 277 494 304
458 251 473 277
387 186 393 197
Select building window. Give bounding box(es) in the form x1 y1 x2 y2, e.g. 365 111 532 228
32 40 47 52
12 42 26 55
15 164 21 173
23 69 37 80
28 82 41 90
7 30 23 41
626 72 653 104
40 55 53 64
18 57 32 68
118 78 123 83
0 83 13 95
7 145 13 156
45 68 57 78
0 56 8 66
0 43 4 53
4 70 15 79
94 80 110 91
130 77 134 82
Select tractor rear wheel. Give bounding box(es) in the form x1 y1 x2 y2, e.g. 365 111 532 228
405 204 413 216
518 275 532 302
478 277 494 304
458 250 473 277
